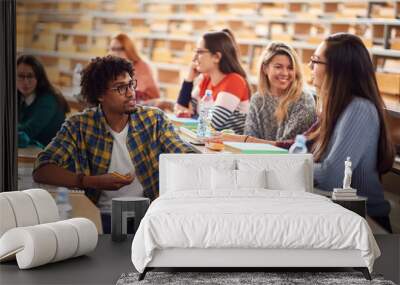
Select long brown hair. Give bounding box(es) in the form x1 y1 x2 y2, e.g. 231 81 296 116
221 28 240 55
17 55 70 113
258 42 303 123
310 33 394 174
112 33 142 63
203 30 251 96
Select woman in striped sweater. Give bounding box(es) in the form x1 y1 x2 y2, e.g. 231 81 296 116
176 29 251 134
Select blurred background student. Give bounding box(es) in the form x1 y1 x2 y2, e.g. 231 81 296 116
175 29 251 134
109 33 160 103
17 54 70 147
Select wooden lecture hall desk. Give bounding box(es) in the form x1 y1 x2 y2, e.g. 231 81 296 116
17 145 43 164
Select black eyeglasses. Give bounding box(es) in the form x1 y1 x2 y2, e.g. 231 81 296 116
310 55 327 66
109 79 137 96
17 73 36 81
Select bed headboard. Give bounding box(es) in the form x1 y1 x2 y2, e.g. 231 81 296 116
159 154 314 195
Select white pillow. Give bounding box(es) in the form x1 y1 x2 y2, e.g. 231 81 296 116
167 160 235 192
211 168 236 190
211 169 267 191
238 159 308 192
236 169 267 189
267 167 307 191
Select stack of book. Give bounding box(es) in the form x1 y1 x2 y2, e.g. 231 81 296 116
332 188 358 200
179 126 204 146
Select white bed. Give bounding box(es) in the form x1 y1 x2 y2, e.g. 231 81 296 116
131 154 380 280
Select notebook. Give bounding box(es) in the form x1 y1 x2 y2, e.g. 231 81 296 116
167 114 198 128
223 142 288 154
179 126 204 146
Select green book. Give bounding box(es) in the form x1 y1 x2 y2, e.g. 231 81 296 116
223 142 288 154
167 114 198 128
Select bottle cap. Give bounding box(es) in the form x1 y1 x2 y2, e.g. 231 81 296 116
295 135 306 145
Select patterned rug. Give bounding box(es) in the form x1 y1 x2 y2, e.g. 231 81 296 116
116 271 395 285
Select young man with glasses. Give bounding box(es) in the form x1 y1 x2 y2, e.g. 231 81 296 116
33 55 195 233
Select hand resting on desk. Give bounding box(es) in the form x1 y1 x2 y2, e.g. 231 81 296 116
174 103 194 118
33 164 134 191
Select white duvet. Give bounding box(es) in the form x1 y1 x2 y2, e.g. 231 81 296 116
131 190 380 273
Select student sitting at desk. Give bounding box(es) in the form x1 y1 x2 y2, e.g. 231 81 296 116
308 33 395 232
17 55 70 147
211 33 395 232
207 42 316 142
33 56 195 233
175 29 251 134
246 42 316 141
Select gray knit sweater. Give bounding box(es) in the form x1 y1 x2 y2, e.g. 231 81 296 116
244 90 316 141
314 97 390 217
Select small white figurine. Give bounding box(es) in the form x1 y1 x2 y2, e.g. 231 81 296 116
343 157 352 190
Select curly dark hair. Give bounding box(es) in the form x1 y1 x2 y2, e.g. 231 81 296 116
80 55 134 105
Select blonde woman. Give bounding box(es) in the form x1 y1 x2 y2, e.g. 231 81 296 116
212 42 316 143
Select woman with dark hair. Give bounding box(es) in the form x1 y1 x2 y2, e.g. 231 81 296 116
17 55 70 146
109 33 160 102
308 33 395 232
176 29 251 134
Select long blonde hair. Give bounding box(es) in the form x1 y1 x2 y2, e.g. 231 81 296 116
258 42 303 123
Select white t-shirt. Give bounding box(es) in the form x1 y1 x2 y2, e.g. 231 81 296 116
98 123 144 213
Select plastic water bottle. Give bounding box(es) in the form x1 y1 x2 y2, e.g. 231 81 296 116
289 135 308 154
72 63 82 94
56 187 72 220
196 89 214 137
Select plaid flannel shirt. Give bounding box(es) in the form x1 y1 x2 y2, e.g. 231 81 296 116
34 105 195 204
